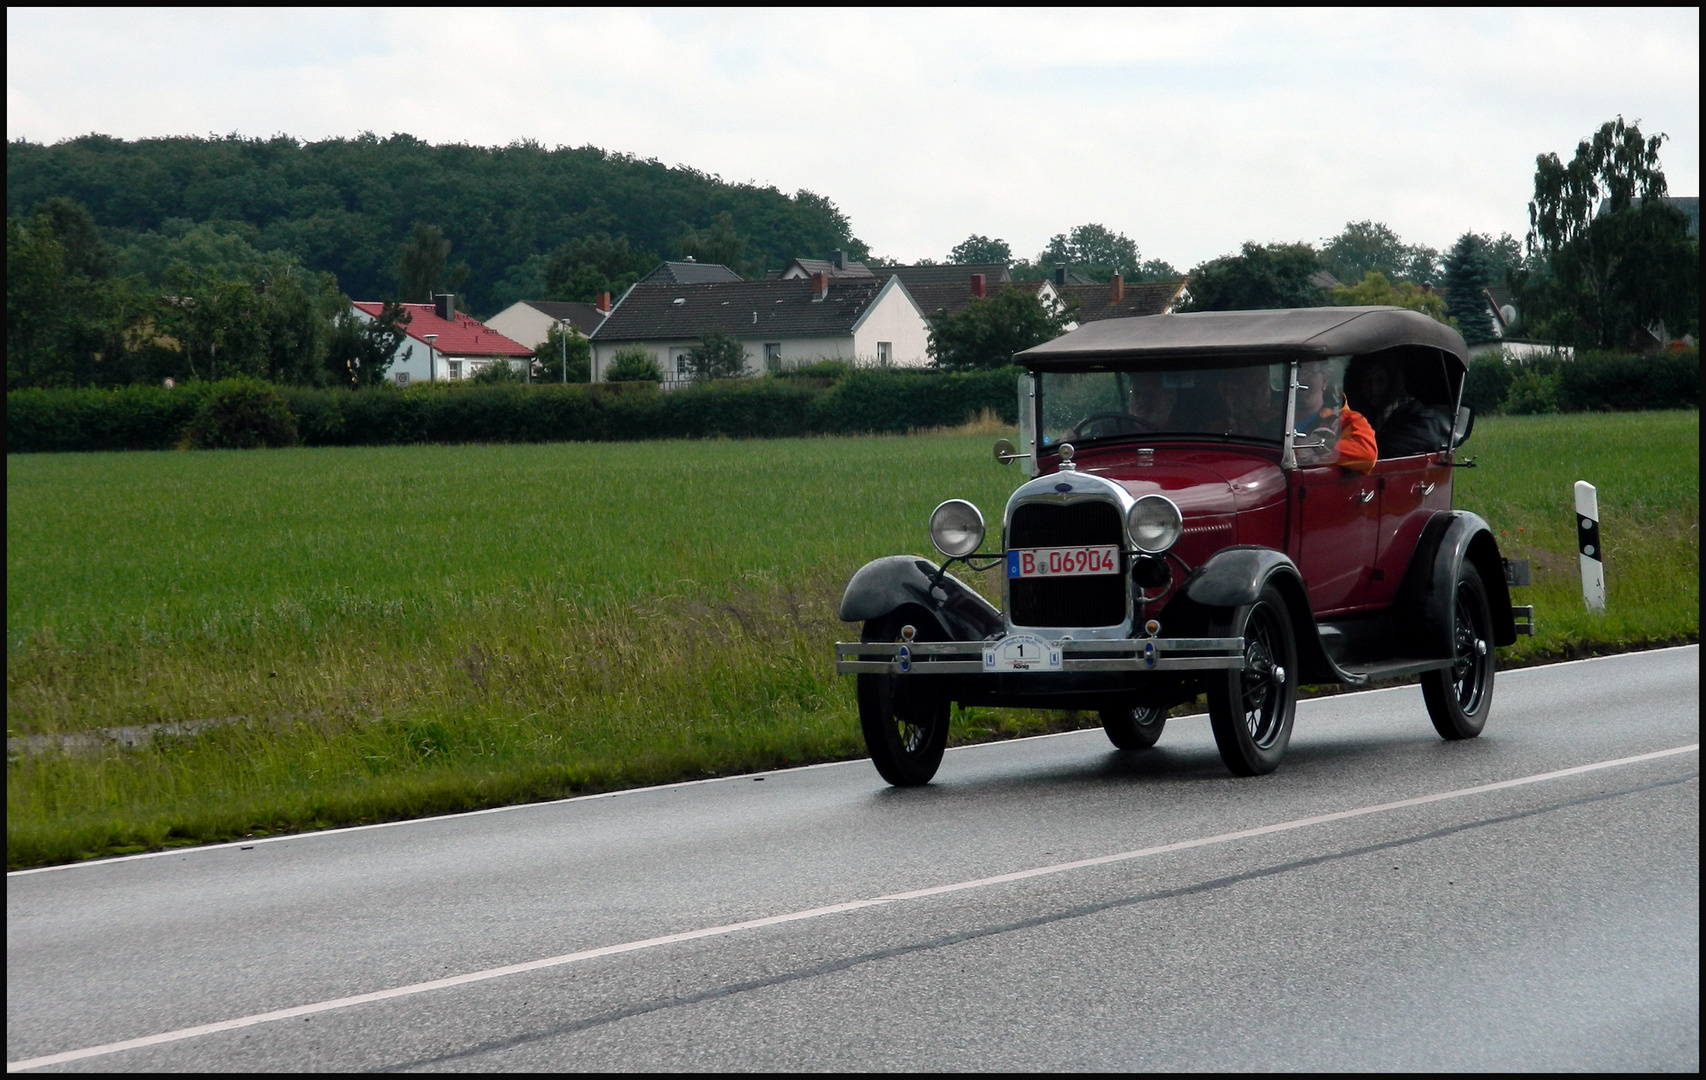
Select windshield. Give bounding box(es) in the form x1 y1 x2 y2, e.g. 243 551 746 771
1040 365 1289 447
1037 360 1350 458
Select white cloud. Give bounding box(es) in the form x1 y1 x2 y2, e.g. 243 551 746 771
6 8 1698 269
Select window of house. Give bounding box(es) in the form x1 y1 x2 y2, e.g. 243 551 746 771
765 343 782 372
877 341 893 367
448 360 463 380
670 347 692 380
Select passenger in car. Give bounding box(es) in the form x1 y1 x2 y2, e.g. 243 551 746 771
1349 356 1453 458
1294 360 1377 474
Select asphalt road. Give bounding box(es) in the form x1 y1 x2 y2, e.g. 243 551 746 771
8 646 1699 1072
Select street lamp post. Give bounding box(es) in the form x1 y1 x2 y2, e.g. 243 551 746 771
424 333 438 383
561 321 568 384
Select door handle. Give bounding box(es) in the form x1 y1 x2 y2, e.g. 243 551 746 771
1357 489 1375 504
1412 481 1436 496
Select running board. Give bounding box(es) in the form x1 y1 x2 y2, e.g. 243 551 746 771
1338 657 1455 681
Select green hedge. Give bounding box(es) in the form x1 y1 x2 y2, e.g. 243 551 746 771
7 369 1024 453
1462 348 1698 415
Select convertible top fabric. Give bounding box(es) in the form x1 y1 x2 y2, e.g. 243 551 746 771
1016 306 1469 370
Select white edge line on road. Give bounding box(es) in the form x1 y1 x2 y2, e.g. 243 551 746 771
8 741 1697 1073
9 643 1696 880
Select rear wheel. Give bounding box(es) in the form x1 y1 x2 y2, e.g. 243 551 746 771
1100 706 1166 750
1421 563 1495 740
1207 584 1298 776
856 611 951 786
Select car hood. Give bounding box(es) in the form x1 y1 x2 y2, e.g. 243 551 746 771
1074 449 1285 519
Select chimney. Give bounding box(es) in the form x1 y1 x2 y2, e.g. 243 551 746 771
1110 273 1124 304
1054 264 1066 287
811 271 829 300
595 292 611 313
971 273 986 298
830 250 846 271
434 293 455 321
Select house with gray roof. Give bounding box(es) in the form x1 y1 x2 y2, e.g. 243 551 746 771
638 259 744 285
588 273 929 382
483 299 609 355
777 251 874 279
1055 277 1188 322
874 263 1067 322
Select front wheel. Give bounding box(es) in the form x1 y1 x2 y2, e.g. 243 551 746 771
1421 563 1495 740
1206 584 1299 776
856 611 951 786
1100 706 1166 750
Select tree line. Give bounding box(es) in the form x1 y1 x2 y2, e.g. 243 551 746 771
8 119 1696 389
928 118 1697 370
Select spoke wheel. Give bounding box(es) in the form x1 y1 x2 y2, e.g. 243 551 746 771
856 610 951 786
1207 584 1298 776
1421 563 1495 740
1100 705 1167 750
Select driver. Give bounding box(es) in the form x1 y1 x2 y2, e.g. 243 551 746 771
1123 371 1176 429
1218 366 1286 437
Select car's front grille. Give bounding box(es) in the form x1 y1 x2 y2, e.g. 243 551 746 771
1008 500 1127 627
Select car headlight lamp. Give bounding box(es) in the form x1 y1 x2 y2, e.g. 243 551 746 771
1127 494 1183 554
929 499 986 559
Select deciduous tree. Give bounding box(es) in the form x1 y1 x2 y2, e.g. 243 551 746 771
1520 117 1699 347
684 330 749 381
947 235 1012 265
927 287 1076 371
1177 242 1324 311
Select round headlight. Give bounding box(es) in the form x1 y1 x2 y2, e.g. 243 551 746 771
929 499 985 559
1127 494 1183 554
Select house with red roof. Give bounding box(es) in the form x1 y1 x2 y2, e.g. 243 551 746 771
349 295 534 385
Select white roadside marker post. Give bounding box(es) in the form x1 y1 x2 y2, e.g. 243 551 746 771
1574 480 1605 613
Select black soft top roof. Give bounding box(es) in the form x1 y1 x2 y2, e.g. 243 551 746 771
1015 306 1468 370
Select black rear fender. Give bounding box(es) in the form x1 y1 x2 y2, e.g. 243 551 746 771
1396 512 1517 653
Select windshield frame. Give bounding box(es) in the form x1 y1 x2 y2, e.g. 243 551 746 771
1034 360 1296 453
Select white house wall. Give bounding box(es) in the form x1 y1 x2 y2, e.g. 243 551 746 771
483 304 557 354
592 335 874 381
850 281 930 367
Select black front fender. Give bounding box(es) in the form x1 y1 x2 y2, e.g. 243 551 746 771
1179 546 1355 686
1184 546 1299 608
838 555 1004 641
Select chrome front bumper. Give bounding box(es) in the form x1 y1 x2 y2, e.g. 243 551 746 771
833 636 1247 675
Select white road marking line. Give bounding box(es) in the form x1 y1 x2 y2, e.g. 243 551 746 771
9 643 1696 879
8 741 1696 1073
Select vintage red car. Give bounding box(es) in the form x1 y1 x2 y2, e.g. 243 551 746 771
835 306 1533 785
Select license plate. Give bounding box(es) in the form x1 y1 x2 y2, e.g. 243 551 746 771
983 632 1062 672
1007 545 1121 579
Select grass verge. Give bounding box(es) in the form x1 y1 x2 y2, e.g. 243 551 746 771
7 413 1697 867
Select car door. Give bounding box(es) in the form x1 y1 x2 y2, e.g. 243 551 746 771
1367 453 1453 608
1290 464 1380 615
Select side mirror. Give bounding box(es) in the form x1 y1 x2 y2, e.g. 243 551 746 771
1451 406 1474 448
993 437 1030 466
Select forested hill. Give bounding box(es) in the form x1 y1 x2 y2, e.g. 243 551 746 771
6 133 867 315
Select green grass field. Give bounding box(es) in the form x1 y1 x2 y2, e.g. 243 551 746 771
7 412 1698 867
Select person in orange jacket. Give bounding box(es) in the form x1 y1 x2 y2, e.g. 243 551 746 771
1295 360 1377 473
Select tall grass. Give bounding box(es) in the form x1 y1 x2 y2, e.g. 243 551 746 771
7 414 1697 866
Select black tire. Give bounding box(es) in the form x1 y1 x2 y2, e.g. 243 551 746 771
1206 584 1299 776
1100 706 1167 750
856 611 951 786
1421 563 1496 740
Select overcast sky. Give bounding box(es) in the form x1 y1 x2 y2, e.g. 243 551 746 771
7 8 1699 269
